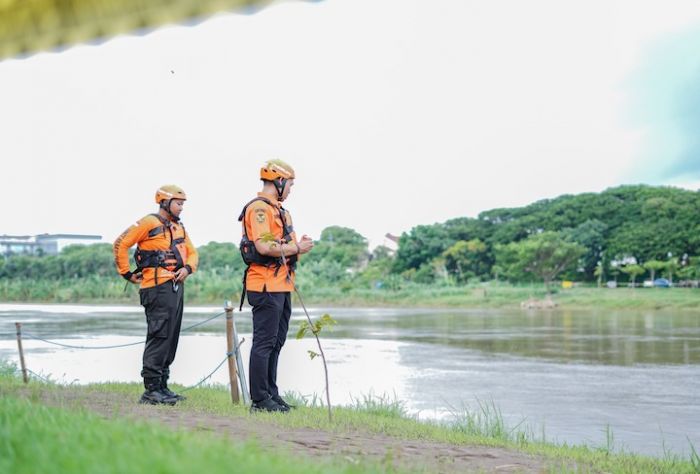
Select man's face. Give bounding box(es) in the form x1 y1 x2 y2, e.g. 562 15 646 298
281 179 295 201
169 199 185 217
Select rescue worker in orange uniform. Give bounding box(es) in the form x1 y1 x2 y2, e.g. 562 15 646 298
239 160 314 412
113 185 198 405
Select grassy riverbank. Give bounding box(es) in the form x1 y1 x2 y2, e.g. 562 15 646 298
1 364 698 473
2 276 700 311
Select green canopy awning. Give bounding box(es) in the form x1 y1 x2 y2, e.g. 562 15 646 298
0 0 310 61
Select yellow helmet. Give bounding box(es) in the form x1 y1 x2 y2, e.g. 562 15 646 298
260 159 295 181
155 185 187 204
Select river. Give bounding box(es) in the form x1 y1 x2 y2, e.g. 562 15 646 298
0 303 698 457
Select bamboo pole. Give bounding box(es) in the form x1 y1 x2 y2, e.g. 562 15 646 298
15 322 28 384
225 301 240 403
231 309 250 405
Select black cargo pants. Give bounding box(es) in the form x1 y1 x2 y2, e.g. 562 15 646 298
247 290 292 403
139 280 184 382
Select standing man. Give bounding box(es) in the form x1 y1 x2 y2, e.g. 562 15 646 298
239 160 314 412
114 185 198 405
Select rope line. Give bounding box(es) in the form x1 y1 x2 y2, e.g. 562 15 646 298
14 354 234 392
13 367 53 384
22 334 144 349
21 311 227 350
181 311 226 332
177 353 231 392
27 368 53 384
12 311 241 396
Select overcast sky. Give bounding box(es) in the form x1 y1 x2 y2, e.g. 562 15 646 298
2 0 700 249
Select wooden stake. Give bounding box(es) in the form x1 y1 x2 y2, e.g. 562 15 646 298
15 322 28 384
231 309 250 405
225 301 240 404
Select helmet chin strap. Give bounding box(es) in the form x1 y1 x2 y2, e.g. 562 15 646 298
273 178 287 201
160 199 180 222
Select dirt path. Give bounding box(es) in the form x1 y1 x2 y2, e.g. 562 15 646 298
24 388 554 473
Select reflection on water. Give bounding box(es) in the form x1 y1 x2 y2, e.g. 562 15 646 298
0 303 699 457
326 308 700 365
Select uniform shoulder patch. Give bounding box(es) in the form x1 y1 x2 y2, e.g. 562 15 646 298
255 208 267 224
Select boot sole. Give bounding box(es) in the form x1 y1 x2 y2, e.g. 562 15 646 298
139 397 177 406
250 406 289 414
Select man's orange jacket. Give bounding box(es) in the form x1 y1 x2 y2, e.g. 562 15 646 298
113 214 198 289
242 193 297 292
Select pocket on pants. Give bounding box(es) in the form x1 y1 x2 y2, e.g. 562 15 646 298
147 317 169 339
139 288 155 308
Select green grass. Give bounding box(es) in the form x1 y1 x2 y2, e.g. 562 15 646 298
0 395 398 474
291 284 700 312
0 363 398 474
1 362 697 474
3 276 700 311
271 392 699 474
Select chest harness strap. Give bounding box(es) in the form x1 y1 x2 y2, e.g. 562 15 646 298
237 197 297 310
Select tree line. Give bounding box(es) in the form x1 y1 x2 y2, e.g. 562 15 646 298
2 185 700 289
393 184 700 287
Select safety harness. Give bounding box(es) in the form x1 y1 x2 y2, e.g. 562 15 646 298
133 214 187 286
238 197 297 310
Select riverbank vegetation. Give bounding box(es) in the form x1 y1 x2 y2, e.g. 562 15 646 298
2 185 700 309
0 363 698 473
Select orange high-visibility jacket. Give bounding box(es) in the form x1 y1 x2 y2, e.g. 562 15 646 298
242 193 298 292
113 214 198 289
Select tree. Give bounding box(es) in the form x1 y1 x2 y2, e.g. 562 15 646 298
594 261 604 288
370 245 393 261
197 242 244 273
442 239 488 283
305 226 369 270
665 257 679 284
609 264 620 283
563 219 607 280
495 231 586 293
393 224 449 273
355 245 395 289
620 264 645 287
643 260 666 282
679 256 700 281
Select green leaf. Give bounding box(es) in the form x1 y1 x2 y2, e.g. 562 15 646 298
297 314 338 339
260 232 277 244
307 350 319 360
319 314 337 328
295 321 309 340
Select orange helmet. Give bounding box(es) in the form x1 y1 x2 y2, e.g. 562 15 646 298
260 159 295 181
155 185 187 204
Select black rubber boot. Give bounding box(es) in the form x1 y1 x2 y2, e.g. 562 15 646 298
161 375 187 401
250 397 289 413
139 377 177 405
272 395 295 410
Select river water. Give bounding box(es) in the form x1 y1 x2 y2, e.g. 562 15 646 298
0 303 698 457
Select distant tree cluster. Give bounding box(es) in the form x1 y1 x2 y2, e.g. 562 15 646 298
3 185 700 289
391 185 700 286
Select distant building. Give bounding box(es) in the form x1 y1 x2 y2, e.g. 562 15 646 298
0 234 102 256
383 233 400 250
0 235 35 255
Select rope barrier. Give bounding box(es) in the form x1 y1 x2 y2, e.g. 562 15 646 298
13 367 53 384
10 308 249 403
21 334 144 350
27 368 53 384
179 354 231 392
14 353 234 392
181 311 226 332
21 311 227 350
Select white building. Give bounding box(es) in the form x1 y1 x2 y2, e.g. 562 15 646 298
0 234 102 256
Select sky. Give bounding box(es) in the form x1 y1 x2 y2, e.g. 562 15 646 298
1 0 700 249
